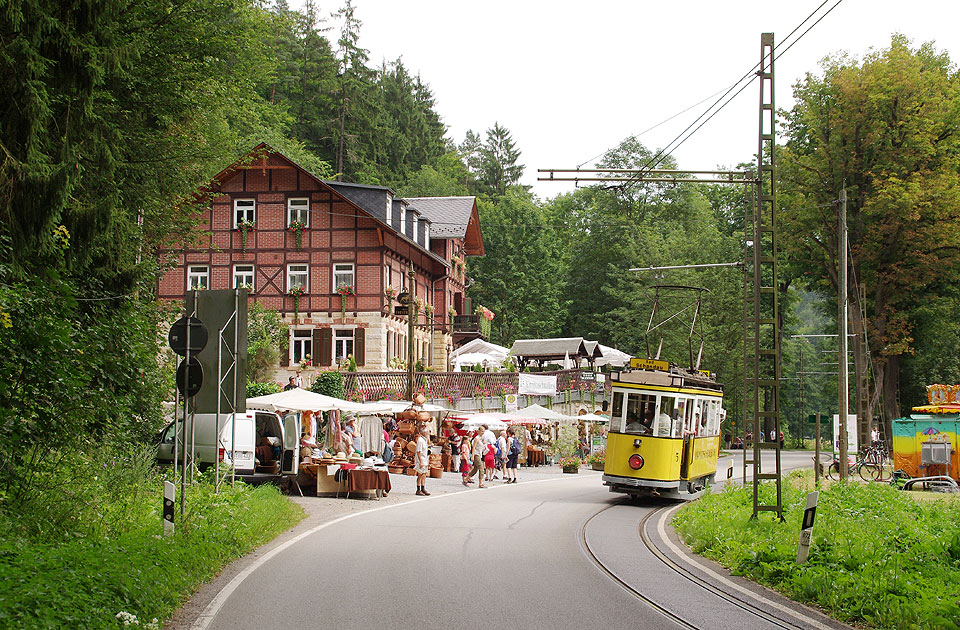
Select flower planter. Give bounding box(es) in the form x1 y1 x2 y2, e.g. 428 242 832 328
429 467 443 479
591 462 605 471
562 465 579 474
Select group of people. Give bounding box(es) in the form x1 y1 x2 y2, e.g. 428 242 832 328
456 424 521 488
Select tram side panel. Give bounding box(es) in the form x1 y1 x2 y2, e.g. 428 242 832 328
684 435 720 481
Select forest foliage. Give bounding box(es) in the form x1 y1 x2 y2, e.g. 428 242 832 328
2 0 959 509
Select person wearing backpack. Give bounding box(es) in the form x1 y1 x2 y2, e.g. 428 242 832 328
505 429 520 483
496 431 507 480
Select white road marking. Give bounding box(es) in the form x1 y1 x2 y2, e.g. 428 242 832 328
190 475 578 630
654 504 836 630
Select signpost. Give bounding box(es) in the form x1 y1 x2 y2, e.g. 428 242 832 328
504 393 518 412
168 312 209 518
796 491 819 563
162 481 175 535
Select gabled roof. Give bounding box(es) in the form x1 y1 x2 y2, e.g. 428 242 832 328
509 337 601 360
207 144 447 269
406 196 484 256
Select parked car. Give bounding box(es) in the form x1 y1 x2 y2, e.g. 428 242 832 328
156 410 300 476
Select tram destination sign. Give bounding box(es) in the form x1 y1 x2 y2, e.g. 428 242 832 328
629 358 669 372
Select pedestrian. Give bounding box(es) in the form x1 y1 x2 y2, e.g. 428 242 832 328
283 376 297 391
505 429 520 483
779 430 784 450
460 434 472 483
463 430 486 488
497 431 507 480
415 427 431 496
871 425 880 446
294 369 303 388
383 431 396 465
484 440 496 482
449 434 462 472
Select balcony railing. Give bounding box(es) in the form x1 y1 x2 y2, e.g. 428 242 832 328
453 314 481 333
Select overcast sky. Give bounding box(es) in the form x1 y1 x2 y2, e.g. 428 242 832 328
298 1 960 198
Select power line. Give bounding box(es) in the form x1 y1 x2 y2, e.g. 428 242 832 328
608 0 845 187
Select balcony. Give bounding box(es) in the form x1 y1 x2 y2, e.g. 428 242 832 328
453 314 486 345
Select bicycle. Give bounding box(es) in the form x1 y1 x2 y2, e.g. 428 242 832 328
825 447 890 482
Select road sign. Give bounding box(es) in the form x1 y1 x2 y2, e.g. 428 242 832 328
168 316 208 356
176 357 203 398
394 305 409 316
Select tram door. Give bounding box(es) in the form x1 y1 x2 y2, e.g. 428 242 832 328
679 397 695 479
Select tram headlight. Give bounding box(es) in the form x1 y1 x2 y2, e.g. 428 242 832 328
628 454 644 470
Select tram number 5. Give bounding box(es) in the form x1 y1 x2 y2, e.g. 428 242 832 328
675 452 679 462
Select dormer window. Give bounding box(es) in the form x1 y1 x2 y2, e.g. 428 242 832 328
400 206 406 234
424 223 430 249
386 194 393 223
412 215 419 244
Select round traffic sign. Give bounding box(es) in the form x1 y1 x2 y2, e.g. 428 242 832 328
168 316 208 356
176 357 203 398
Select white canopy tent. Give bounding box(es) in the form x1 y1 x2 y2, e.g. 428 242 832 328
450 339 510 361
246 388 391 414
594 344 632 368
357 400 452 414
452 352 503 372
513 404 569 421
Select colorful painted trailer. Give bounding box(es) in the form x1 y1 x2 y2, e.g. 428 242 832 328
896 384 960 481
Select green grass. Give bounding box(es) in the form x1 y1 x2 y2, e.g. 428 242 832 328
674 474 960 630
0 453 304 630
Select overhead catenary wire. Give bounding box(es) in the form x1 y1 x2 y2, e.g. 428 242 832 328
578 0 845 188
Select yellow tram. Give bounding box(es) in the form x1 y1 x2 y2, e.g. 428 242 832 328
603 357 723 497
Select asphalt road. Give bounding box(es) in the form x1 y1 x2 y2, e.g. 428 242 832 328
197 451 836 630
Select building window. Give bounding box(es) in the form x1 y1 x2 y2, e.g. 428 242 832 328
424 223 430 249
234 199 255 228
412 215 419 243
287 198 309 226
334 328 354 363
233 264 254 290
386 194 393 223
287 263 308 292
333 263 354 292
400 207 406 235
187 265 209 290
291 329 311 365
384 264 391 291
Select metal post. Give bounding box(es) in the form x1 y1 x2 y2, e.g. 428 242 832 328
407 262 416 400
232 289 239 488
838 187 849 480
798 348 804 448
815 412 821 489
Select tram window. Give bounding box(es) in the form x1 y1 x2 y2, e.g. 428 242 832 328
624 393 656 435
655 395 677 437
611 392 624 432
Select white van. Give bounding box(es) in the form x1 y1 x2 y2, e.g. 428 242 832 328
156 410 301 476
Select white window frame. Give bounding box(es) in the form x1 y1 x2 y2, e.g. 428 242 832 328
234 199 255 228
424 223 430 249
400 207 406 235
233 264 254 290
290 329 312 365
187 265 209 290
333 263 355 292
384 264 391 291
287 198 310 227
287 263 308 292
334 328 354 363
412 214 419 243
386 194 393 223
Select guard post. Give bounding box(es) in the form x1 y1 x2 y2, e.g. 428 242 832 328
796 490 818 563
163 480 175 536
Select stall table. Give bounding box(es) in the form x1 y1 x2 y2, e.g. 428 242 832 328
299 464 390 499
526 447 545 467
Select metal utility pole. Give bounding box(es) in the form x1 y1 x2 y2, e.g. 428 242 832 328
798 347 804 448
407 262 416 400
838 187 849 480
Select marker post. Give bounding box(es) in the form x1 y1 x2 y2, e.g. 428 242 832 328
796 490 818 563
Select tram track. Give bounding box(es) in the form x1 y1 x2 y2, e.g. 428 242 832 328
580 498 839 630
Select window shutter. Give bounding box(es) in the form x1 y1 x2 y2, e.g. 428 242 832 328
354 327 365 366
279 334 290 367
318 328 332 367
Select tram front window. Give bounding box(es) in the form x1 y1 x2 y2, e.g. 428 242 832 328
656 396 679 437
611 392 624 432
624 393 656 435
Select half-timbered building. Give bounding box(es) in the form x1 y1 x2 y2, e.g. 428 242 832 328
156 144 485 377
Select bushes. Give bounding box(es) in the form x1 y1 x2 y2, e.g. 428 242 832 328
311 371 345 399
674 477 960 629
246 380 282 398
0 448 304 629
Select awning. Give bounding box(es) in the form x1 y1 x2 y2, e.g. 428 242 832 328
513 404 569 421
246 388 391 414
357 400 452 414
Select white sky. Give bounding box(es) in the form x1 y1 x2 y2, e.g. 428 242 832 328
302 0 960 198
